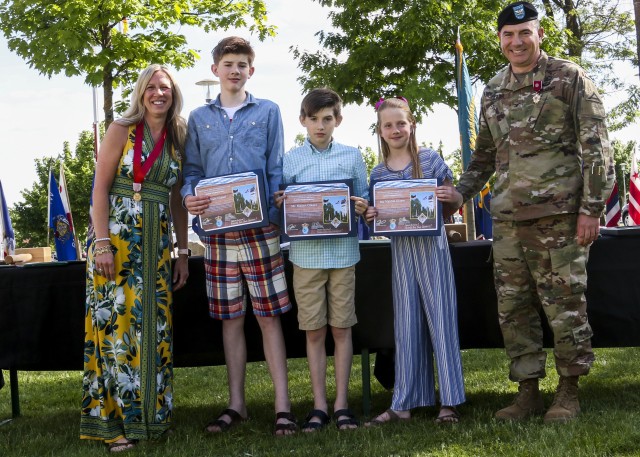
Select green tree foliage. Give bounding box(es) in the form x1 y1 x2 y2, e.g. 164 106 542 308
294 1 636 128
540 0 637 130
359 146 379 178
10 131 96 249
293 133 306 148
0 0 274 127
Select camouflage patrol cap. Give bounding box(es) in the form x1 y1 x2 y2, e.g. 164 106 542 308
497 1 538 31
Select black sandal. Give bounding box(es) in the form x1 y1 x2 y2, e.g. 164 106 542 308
204 408 247 433
333 408 359 430
274 411 298 436
301 409 330 432
434 406 460 424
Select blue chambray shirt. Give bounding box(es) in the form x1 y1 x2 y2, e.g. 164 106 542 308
283 138 369 269
180 92 285 232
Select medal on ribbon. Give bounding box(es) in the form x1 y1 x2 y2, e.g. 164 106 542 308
533 80 542 104
132 122 166 201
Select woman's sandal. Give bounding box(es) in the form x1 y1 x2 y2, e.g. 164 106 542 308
434 406 460 424
204 408 247 433
274 411 298 436
301 409 330 432
333 408 359 430
107 439 138 453
364 409 411 427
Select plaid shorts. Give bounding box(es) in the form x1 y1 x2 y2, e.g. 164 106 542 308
202 224 291 319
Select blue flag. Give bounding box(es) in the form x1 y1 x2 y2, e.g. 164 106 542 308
454 31 478 171
474 184 493 239
49 170 78 261
456 31 493 238
0 180 15 260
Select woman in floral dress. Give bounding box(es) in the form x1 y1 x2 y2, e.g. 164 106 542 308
80 65 189 452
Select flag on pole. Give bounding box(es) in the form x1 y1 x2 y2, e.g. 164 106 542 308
0 180 15 261
604 181 621 227
454 29 477 171
59 163 82 258
629 148 640 225
49 170 78 261
455 29 488 239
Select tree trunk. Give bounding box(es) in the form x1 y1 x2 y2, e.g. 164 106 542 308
563 0 583 57
99 24 114 130
103 68 114 130
541 0 555 21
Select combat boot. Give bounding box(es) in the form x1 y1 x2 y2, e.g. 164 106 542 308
543 376 580 424
495 378 545 421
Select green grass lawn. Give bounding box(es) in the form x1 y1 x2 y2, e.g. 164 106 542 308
1 348 640 456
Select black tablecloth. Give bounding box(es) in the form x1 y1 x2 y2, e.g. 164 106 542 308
1 236 639 371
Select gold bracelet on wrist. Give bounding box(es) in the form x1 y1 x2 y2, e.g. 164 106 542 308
94 245 114 256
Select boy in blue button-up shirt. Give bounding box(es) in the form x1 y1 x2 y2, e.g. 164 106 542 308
274 88 369 432
181 36 297 436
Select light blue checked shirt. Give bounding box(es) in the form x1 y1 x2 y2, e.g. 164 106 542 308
283 138 369 269
181 93 284 232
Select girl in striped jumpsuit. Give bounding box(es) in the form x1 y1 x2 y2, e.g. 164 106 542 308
364 98 466 425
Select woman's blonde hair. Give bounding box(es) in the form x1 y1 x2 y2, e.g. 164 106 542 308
116 64 187 160
376 98 423 179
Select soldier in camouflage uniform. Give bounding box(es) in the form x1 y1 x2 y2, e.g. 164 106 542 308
451 1 614 423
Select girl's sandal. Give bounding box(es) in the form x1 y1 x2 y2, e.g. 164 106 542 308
364 409 410 427
434 406 460 424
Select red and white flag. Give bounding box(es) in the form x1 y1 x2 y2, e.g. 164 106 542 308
604 181 621 227
630 148 640 226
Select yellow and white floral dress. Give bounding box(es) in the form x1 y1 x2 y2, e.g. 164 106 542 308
81 124 180 443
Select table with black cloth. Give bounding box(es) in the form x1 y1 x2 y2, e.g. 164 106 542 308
1 236 640 420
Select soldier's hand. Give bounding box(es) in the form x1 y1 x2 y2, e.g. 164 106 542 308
576 214 600 246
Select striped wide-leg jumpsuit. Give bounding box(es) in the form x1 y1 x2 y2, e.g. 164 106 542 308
389 229 466 410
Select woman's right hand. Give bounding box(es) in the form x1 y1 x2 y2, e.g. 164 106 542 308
94 242 115 281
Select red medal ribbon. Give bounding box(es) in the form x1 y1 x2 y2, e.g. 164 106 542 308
133 122 166 190
533 80 542 92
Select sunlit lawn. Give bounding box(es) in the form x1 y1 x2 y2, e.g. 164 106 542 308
1 348 640 456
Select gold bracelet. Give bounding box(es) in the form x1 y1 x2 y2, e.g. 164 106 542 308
94 245 114 256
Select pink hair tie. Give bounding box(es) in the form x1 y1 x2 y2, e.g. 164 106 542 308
374 96 409 111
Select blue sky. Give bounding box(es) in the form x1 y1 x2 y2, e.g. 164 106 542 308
1 0 636 209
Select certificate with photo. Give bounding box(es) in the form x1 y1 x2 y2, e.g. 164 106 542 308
280 180 357 241
371 178 442 236
194 170 269 234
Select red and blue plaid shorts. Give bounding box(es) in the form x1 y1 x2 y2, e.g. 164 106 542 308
202 224 291 319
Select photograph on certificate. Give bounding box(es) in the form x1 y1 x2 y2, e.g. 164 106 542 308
372 178 442 236
280 180 356 241
194 170 269 234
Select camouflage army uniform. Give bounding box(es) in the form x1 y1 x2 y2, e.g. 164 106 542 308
456 51 614 381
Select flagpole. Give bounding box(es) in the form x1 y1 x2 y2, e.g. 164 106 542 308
47 168 51 248
92 85 100 161
455 27 477 240
59 163 82 258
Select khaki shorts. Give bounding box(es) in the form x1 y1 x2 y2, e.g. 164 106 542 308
292 265 357 331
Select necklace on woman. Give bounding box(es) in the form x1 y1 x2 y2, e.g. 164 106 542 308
132 122 166 201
